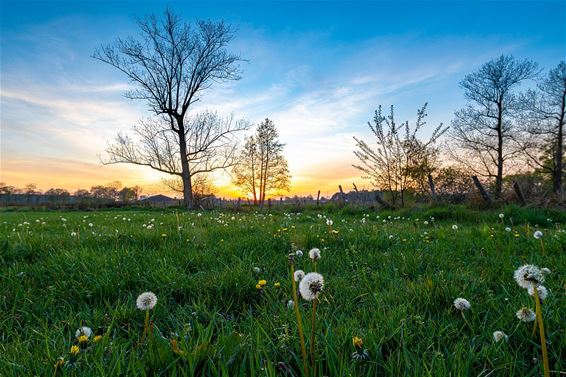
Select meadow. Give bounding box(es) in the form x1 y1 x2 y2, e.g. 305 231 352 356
1 205 564 376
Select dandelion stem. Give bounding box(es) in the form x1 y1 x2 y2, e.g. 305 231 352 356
140 309 150 345
310 298 318 374
539 238 545 256
290 265 308 375
533 287 549 377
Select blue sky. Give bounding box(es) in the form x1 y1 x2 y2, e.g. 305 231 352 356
1 1 565 196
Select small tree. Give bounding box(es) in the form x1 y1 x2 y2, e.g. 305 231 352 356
449 55 539 198
233 118 291 205
45 188 71 196
353 103 447 207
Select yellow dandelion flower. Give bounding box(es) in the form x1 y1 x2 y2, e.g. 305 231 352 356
70 345 80 355
258 280 267 286
353 336 363 348
255 284 262 289
93 335 102 343
78 335 88 345
161 233 167 238
274 282 281 288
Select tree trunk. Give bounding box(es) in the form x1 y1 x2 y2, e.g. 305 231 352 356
428 174 437 202
554 89 565 194
513 181 526 205
495 102 504 199
177 118 194 209
316 190 320 206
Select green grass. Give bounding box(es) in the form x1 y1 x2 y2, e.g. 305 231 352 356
0 206 564 376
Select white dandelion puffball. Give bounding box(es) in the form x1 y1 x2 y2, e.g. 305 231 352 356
493 331 507 342
326 219 333 226
499 213 504 219
533 230 543 239
505 227 511 232
309 248 321 262
295 250 304 258
528 285 548 300
294 269 305 282
516 307 536 322
541 268 551 275
514 265 544 289
452 225 458 230
136 292 157 310
453 298 471 311
253 267 261 274
299 272 324 301
75 326 92 339
287 300 294 309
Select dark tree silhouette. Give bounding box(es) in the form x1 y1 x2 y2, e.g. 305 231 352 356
93 9 244 209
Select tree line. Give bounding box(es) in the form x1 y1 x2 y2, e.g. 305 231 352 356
0 181 143 202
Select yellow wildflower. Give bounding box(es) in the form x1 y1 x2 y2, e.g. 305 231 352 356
93 335 102 343
78 335 88 345
274 282 281 288
353 336 363 348
258 280 267 287
70 345 80 355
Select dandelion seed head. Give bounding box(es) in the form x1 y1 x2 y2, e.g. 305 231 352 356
75 326 92 339
499 213 504 219
505 227 511 232
309 248 321 262
299 272 324 301
516 307 536 322
528 285 548 300
287 300 294 309
452 225 458 230
493 331 507 342
253 267 261 274
533 230 543 239
453 298 471 311
295 250 303 257
514 265 544 289
541 268 551 275
294 269 305 282
136 292 157 310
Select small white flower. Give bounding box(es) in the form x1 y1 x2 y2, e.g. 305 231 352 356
493 331 507 342
516 307 536 322
253 267 261 274
88 223 93 227
453 298 471 311
136 292 157 310
533 231 543 239
295 250 303 258
452 225 458 230
326 219 333 226
287 300 294 309
423 221 429 225
514 265 544 289
499 213 504 219
528 285 548 300
309 248 321 262
505 227 511 232
70 232 77 237
294 269 305 282
75 326 92 339
299 272 324 301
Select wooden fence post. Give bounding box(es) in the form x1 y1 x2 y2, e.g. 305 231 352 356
316 190 320 206
338 185 346 206
268 198 272 208
471 176 492 203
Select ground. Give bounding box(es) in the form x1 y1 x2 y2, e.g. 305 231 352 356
1 205 564 376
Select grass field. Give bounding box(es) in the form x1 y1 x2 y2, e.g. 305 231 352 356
1 205 565 376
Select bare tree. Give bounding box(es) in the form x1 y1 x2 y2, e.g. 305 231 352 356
233 119 291 205
105 111 248 196
93 10 244 209
353 103 447 207
449 55 539 198
518 61 566 195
